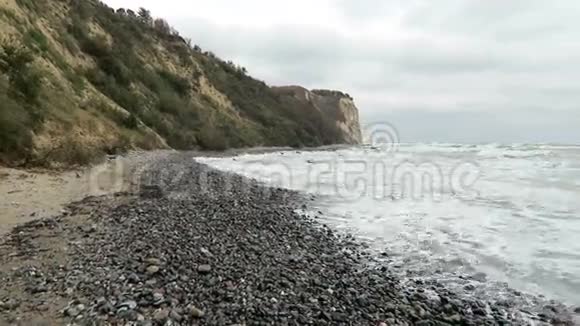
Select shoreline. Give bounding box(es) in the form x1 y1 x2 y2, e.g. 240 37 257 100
0 151 575 324
0 150 177 237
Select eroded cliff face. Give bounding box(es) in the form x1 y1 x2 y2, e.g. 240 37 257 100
273 86 363 144
310 90 363 144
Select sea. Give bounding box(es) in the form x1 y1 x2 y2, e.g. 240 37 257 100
197 143 580 311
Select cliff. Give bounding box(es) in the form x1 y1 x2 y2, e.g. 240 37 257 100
0 0 361 166
272 86 362 144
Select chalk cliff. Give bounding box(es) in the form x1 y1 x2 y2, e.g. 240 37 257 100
272 86 362 144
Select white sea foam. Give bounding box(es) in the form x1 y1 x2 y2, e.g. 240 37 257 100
197 143 580 308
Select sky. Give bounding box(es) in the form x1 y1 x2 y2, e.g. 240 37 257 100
102 0 580 144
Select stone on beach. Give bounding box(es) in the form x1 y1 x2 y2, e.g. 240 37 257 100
0 152 575 325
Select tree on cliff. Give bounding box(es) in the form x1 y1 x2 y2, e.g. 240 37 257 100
138 8 152 24
153 18 171 35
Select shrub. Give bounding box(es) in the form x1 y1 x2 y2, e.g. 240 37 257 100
64 68 85 94
0 94 34 162
0 8 19 23
85 68 141 113
0 41 34 73
48 136 104 166
73 0 93 20
138 8 152 24
15 0 41 12
157 90 186 115
25 28 49 52
97 55 132 86
122 113 139 129
80 35 110 59
61 33 79 54
84 67 108 87
166 130 197 150
142 111 171 138
153 18 171 35
47 46 68 70
84 97 135 129
197 125 228 150
104 132 132 155
0 41 42 102
11 68 42 102
158 70 189 96
171 43 192 66
139 69 166 92
135 132 161 150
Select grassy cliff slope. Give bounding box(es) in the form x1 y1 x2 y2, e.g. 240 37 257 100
0 0 359 166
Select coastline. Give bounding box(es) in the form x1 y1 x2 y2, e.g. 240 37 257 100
0 150 176 237
0 151 575 325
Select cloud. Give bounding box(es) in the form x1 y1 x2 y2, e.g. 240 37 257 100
102 0 580 143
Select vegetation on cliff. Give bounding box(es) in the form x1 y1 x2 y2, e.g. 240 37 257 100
311 89 353 100
0 0 356 166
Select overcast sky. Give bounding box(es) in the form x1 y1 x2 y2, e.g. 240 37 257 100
102 0 579 144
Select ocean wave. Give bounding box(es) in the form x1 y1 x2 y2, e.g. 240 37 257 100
198 143 580 309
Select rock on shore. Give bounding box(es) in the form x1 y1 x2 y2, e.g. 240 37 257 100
0 152 575 325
